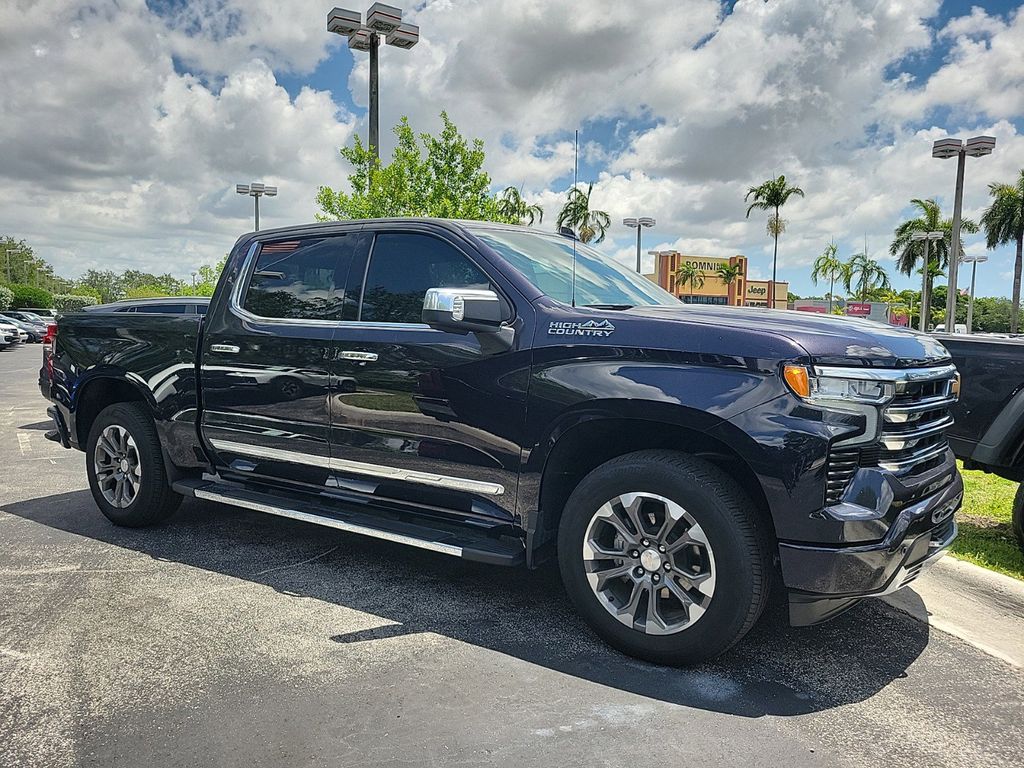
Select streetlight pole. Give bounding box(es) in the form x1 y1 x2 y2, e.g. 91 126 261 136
963 254 989 334
4 247 28 284
910 231 943 332
235 182 278 231
328 4 420 164
932 135 996 331
623 217 655 273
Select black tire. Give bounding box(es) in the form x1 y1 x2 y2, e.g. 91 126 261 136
557 450 772 665
85 403 181 527
1013 483 1024 554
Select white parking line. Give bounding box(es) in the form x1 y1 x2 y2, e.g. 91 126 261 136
17 433 32 455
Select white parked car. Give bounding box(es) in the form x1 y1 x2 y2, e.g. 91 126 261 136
0 321 25 346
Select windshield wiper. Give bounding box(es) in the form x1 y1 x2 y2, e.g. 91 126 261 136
583 304 634 310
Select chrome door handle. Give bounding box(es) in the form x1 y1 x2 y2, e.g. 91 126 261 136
210 344 240 354
339 350 378 362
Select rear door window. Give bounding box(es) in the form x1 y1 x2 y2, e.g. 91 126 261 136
242 233 369 321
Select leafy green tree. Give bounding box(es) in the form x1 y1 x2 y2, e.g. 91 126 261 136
188 256 229 297
0 285 12 311
844 252 889 301
744 175 804 308
76 270 125 303
810 242 849 314
981 170 1024 332
317 112 503 221
556 183 611 244
126 285 171 299
496 186 543 226
889 198 977 328
674 262 705 302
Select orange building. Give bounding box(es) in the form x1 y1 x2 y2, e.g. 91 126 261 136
649 251 788 308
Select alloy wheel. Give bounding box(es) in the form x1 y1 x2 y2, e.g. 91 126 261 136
582 491 716 635
93 424 142 509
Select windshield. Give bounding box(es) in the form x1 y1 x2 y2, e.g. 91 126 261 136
474 229 678 308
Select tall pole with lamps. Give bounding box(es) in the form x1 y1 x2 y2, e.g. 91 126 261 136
235 183 278 231
910 230 943 332
328 5 419 164
963 254 989 334
623 217 655 273
932 136 996 331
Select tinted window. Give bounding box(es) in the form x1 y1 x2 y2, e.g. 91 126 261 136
359 234 489 324
243 234 367 320
134 304 187 314
194 303 208 315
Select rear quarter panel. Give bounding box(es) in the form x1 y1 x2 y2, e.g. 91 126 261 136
52 312 203 468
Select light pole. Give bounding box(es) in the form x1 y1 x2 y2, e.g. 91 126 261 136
963 253 989 334
932 135 996 331
191 272 197 292
4 248 27 283
328 4 419 164
235 182 277 231
623 217 655 273
910 231 943 332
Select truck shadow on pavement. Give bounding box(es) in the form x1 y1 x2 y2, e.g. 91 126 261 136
6 491 931 719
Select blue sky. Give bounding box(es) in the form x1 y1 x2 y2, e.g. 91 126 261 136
2 0 1023 301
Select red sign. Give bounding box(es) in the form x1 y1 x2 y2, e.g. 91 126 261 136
846 302 871 316
890 313 909 327
796 305 827 313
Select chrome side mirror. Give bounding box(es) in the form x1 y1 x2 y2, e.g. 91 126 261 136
422 288 503 333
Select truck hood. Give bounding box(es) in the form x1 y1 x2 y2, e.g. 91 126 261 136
622 304 952 368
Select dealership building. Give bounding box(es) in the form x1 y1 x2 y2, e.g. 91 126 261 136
649 251 789 308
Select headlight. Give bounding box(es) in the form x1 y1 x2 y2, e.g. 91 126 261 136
783 365 895 405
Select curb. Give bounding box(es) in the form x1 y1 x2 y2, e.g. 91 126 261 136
881 554 1024 668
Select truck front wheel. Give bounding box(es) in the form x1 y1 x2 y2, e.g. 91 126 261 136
557 450 771 665
85 403 182 527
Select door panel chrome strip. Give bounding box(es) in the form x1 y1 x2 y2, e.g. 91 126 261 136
193 488 463 557
209 438 506 496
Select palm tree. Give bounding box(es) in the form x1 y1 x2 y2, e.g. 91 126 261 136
981 171 1024 332
844 252 890 301
674 262 705 303
557 183 611 244
890 198 977 328
810 242 848 314
497 185 544 226
716 263 742 302
745 175 805 308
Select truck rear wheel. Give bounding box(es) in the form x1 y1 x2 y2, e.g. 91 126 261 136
85 403 181 527
557 450 771 665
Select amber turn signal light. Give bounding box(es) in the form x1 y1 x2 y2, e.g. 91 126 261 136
783 364 810 398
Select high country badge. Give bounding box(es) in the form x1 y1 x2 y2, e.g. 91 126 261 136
548 320 615 337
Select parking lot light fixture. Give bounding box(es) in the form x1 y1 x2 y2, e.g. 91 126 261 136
327 5 419 164
963 253 989 334
236 182 277 231
932 135 997 331
623 216 656 273
3 247 28 283
910 231 943 332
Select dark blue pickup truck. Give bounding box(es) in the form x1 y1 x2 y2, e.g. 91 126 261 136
42 219 963 664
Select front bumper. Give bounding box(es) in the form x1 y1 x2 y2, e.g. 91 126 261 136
781 473 962 625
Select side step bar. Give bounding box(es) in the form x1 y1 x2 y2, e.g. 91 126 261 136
172 478 525 567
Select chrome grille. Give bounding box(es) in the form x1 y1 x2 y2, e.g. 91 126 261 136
878 371 957 474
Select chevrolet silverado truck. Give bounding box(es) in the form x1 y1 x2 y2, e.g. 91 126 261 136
43 219 963 664
936 333 1024 551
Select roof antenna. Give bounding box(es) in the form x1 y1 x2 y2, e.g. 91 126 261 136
571 128 579 308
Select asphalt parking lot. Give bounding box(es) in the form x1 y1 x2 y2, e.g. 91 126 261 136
1 342 1023 767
